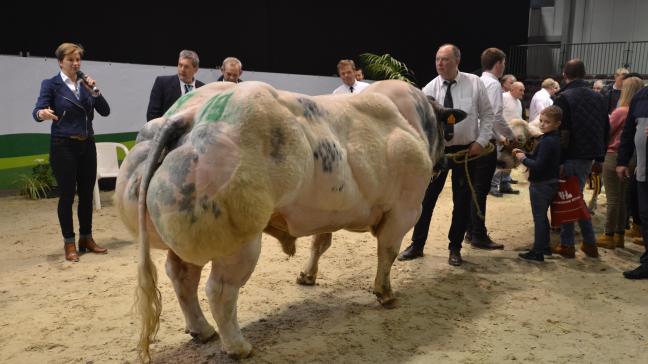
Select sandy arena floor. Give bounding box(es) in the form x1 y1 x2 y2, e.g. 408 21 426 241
1 170 647 363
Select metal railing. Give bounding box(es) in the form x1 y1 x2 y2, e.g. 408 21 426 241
508 41 648 79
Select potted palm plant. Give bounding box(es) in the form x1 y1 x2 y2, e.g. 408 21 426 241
358 53 416 84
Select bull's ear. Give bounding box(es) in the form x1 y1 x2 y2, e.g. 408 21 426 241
427 96 467 124
445 109 467 124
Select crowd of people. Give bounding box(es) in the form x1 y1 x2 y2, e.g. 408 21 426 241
31 43 648 280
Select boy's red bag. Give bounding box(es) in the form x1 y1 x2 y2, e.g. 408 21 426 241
550 176 591 227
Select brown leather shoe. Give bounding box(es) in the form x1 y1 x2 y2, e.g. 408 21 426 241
551 244 575 258
78 237 108 254
580 243 599 258
64 243 79 262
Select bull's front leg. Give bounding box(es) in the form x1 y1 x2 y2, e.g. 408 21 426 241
297 233 332 285
165 250 217 342
206 234 261 358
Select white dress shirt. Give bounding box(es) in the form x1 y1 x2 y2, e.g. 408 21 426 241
60 71 81 99
332 80 370 95
502 92 522 122
528 88 553 122
422 71 495 147
480 71 514 140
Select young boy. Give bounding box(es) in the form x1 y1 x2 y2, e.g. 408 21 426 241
514 105 563 262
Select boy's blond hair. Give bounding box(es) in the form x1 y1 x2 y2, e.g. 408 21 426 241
540 105 562 123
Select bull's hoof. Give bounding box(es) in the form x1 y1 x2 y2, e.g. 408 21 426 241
188 329 219 343
222 341 253 359
296 272 316 286
375 293 398 309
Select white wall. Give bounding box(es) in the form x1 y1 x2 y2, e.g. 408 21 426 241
0 55 343 136
530 0 648 43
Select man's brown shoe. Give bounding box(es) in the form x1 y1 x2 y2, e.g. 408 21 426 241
64 243 79 262
580 243 599 258
633 237 645 246
78 237 108 254
551 244 575 258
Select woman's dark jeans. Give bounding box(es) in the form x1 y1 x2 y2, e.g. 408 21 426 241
49 137 96 240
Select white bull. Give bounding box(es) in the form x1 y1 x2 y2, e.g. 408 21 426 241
114 80 462 361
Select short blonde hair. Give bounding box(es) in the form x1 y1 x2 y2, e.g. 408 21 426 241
55 43 84 61
614 67 629 77
541 78 555 89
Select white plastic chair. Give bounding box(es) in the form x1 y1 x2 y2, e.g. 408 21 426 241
94 142 129 210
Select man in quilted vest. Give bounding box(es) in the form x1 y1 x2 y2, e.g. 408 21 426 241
552 59 610 258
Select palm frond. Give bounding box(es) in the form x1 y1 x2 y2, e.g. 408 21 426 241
358 53 415 84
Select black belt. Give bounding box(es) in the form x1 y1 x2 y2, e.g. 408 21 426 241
53 135 93 141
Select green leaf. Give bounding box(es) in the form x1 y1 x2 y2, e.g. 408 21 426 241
358 53 416 84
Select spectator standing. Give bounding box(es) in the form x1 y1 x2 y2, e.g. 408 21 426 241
502 81 525 122
146 50 204 121
217 57 243 83
465 47 515 249
516 106 563 262
602 67 629 114
593 79 605 93
616 83 648 279
501 74 516 92
529 78 558 122
332 59 370 94
597 77 644 249
552 59 609 258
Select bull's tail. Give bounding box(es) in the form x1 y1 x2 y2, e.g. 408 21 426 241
135 115 191 363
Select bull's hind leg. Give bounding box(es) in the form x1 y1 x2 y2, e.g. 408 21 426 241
205 234 261 358
373 207 420 308
297 233 332 285
165 250 217 342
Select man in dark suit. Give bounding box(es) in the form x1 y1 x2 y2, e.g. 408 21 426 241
216 57 243 83
146 50 205 121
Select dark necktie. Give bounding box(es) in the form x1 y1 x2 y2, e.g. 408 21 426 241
443 80 456 108
184 84 193 94
349 85 354 93
443 80 457 141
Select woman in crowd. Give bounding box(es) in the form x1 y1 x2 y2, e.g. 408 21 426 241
597 76 644 249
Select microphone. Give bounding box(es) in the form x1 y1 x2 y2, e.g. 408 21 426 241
76 70 99 93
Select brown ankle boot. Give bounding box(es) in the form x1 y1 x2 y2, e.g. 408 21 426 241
552 244 576 258
627 223 642 238
596 234 615 249
78 237 108 254
613 234 625 248
633 237 645 246
580 242 599 258
64 243 79 262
